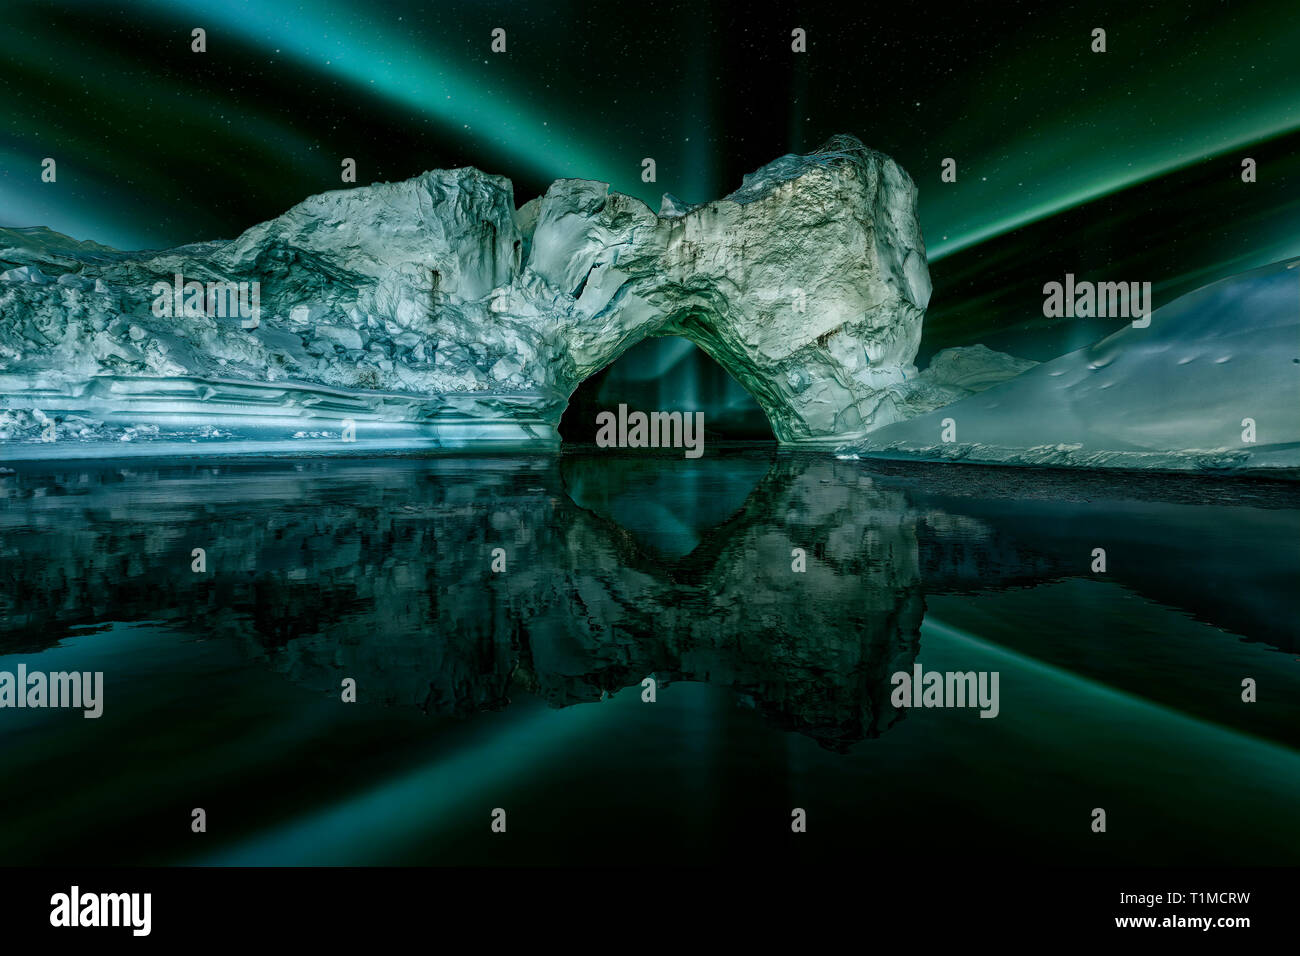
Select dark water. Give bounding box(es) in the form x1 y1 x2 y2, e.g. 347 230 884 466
0 449 1297 865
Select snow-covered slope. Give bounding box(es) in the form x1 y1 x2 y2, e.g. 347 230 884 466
845 258 1300 473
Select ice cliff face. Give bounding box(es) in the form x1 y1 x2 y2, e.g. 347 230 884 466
0 134 930 455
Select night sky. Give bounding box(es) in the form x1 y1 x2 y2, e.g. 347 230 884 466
2 0 1298 362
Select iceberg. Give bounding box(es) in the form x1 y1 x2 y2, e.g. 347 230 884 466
0 134 930 458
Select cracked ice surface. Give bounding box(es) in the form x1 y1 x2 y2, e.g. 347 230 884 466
0 134 931 458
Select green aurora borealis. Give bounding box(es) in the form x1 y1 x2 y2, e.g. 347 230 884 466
3 0 1299 357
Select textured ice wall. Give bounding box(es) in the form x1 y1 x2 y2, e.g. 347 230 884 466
844 258 1300 473
0 134 930 457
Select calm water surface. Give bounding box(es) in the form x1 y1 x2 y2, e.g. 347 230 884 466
0 449 1297 865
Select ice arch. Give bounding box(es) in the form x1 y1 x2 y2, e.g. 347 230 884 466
534 138 931 445
559 333 774 442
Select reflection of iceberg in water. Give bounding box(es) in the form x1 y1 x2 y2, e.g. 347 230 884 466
3 452 1298 754
534 455 926 748
0 454 923 750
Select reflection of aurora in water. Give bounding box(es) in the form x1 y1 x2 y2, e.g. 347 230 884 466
0 452 1298 864
3 453 1298 733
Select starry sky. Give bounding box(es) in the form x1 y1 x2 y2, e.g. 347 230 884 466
2 0 1299 363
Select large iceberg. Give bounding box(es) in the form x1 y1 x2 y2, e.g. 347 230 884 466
845 258 1300 473
0 134 930 458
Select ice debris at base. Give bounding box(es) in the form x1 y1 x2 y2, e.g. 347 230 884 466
845 258 1300 474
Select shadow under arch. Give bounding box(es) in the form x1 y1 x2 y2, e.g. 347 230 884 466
559 330 776 443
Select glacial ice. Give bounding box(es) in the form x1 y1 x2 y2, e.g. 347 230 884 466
0 134 930 458
847 258 1300 473
886 344 1038 421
